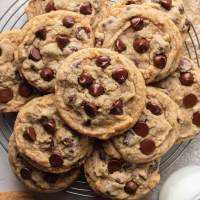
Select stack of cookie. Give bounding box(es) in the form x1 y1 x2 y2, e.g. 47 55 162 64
0 0 198 199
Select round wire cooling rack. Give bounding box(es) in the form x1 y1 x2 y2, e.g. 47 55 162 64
0 0 199 199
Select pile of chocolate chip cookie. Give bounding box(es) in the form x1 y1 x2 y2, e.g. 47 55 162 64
1 0 199 199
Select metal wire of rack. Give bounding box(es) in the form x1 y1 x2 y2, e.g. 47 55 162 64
0 0 199 199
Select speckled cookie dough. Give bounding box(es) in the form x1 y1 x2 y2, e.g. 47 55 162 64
9 134 81 193
55 48 146 140
84 148 160 200
0 31 38 112
95 4 183 83
157 57 200 143
15 11 94 92
115 0 189 35
103 87 180 163
26 0 105 26
14 94 93 173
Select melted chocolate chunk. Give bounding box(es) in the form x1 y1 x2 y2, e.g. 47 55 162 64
18 82 33 98
35 28 47 40
40 117 56 135
146 102 162 115
133 122 149 137
130 17 144 31
96 56 111 69
110 99 123 115
133 38 149 53
49 154 63 167
56 35 70 50
179 72 194 86
159 0 172 10
20 167 32 180
0 88 13 103
114 39 127 53
29 47 41 61
108 159 122 174
63 16 75 28
78 72 94 88
124 181 138 194
80 2 92 15
23 127 36 142
40 67 54 81
183 93 198 108
140 139 156 155
83 102 98 117
153 54 167 69
89 83 105 97
112 68 128 84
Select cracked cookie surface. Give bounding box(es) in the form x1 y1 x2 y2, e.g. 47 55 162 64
14 94 93 173
157 57 200 143
84 148 160 200
9 134 81 193
55 48 146 139
16 11 94 92
95 4 183 83
103 87 180 163
0 31 38 112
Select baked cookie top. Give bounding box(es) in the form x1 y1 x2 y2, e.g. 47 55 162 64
158 57 200 143
26 0 105 26
0 31 38 112
84 148 160 200
14 94 93 173
103 87 180 163
95 4 183 83
15 10 94 92
55 48 146 139
116 0 189 35
9 134 80 193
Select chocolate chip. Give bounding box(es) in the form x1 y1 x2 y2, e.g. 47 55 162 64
146 102 162 115
133 122 149 137
45 1 56 12
78 72 94 88
192 112 200 127
40 67 54 81
114 39 127 53
18 82 33 98
29 47 41 61
20 167 32 180
62 138 74 147
43 173 58 184
35 28 47 40
75 27 90 41
130 17 144 31
0 48 2 56
124 181 138 194
40 117 56 135
96 56 111 69
159 0 172 10
112 68 128 84
133 38 149 53
153 54 167 69
108 159 122 174
179 72 194 86
49 154 63 167
83 102 98 117
56 35 70 50
80 2 92 15
140 139 156 155
0 88 13 103
183 94 198 108
83 119 91 126
23 127 37 142
110 99 123 115
63 16 75 28
89 83 105 97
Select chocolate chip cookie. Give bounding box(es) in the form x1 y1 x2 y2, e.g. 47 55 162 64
0 31 38 112
15 11 94 92
115 0 189 36
26 0 104 26
103 87 180 163
84 148 160 200
157 57 200 143
55 48 146 139
14 94 93 173
95 4 183 83
9 134 80 193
